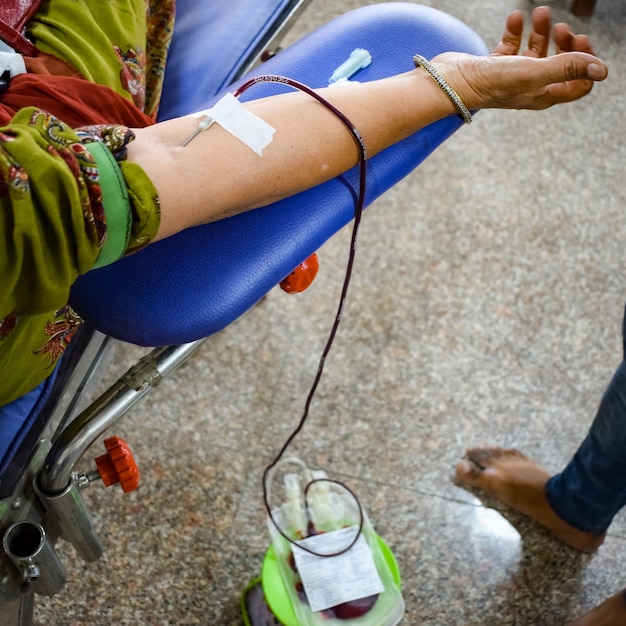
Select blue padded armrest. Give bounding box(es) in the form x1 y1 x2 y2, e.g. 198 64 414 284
70 3 488 346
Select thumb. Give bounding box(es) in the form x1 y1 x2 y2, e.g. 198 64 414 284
585 61 608 81
543 51 608 83
489 51 609 109
530 51 608 107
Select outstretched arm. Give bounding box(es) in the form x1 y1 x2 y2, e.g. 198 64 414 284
127 6 607 241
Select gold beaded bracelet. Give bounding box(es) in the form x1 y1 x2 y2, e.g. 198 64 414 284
413 53 473 125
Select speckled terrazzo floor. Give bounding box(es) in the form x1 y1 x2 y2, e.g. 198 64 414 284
22 0 626 624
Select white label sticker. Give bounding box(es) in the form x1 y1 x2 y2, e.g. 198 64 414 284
190 93 275 156
292 525 385 613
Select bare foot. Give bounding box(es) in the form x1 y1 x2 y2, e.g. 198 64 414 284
455 447 605 552
567 589 626 626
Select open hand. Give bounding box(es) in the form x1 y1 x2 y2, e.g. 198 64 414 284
431 5 608 111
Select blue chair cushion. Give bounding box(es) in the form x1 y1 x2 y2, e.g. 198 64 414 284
70 3 488 346
0 364 59 498
158 0 305 120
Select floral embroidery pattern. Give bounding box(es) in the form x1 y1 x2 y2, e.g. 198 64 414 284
114 45 147 112
8 164 29 192
145 0 176 119
33 306 83 368
27 109 106 247
77 125 135 161
0 313 17 340
0 132 29 196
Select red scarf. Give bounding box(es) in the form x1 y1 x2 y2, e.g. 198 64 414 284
0 65 154 128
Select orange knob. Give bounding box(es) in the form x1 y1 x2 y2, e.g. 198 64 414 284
279 253 319 294
94 436 140 493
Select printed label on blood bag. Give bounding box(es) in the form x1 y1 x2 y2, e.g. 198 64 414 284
292 525 385 613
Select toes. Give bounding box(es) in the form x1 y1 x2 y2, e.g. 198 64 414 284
465 446 504 469
464 446 530 469
455 459 484 484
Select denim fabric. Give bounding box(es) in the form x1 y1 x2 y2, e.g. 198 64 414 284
545 305 626 535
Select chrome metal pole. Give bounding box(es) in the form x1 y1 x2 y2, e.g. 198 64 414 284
39 339 206 495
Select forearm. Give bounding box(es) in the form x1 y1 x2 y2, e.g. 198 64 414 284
127 69 456 241
126 21 607 244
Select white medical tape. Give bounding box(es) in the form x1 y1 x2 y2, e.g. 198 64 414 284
191 93 276 156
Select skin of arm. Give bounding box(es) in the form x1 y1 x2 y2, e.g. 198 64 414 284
129 70 456 238
126 7 608 242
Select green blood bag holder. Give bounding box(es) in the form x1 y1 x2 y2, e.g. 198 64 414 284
241 535 401 626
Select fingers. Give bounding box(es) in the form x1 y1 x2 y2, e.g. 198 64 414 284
493 6 552 57
553 22 595 55
571 33 594 54
493 10 525 56
494 6 596 60
444 7 608 112
525 5 552 58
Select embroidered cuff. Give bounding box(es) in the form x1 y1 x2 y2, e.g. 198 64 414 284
84 141 132 269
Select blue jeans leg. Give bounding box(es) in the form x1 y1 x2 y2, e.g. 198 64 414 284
545 359 626 535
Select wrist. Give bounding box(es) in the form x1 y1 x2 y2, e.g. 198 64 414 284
413 55 473 124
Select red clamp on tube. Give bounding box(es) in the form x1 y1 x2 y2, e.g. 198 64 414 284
280 253 319 294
